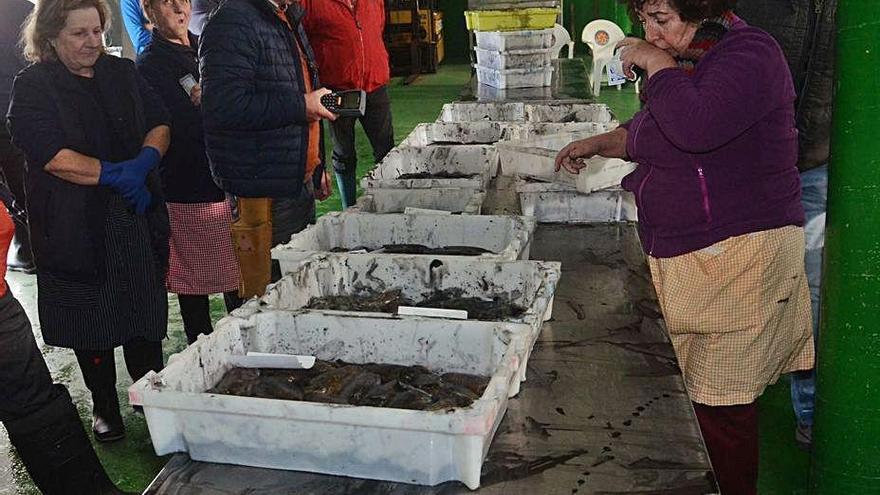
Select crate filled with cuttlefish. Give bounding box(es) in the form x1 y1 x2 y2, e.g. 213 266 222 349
128 310 526 489
244 254 560 388
271 211 536 274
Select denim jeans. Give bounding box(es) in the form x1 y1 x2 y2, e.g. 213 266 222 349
328 86 394 209
790 164 828 427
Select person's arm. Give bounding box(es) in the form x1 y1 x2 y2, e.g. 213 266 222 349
41 125 167 186
121 0 152 54
640 31 793 153
555 127 628 174
199 13 308 131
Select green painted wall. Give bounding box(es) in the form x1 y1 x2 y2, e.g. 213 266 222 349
441 0 471 61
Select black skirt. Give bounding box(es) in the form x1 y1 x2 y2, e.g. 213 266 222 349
37 194 167 350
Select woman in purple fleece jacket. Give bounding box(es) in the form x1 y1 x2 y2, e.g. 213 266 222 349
557 1 814 493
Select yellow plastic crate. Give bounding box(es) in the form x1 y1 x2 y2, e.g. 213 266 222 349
464 8 559 31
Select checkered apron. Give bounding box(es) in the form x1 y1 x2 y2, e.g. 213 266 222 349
648 226 815 406
166 201 240 295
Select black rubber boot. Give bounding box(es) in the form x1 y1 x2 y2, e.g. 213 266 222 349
4 385 129 494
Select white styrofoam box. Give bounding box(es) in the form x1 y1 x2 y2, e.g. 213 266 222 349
437 102 615 123
271 212 537 272
401 122 509 146
129 311 525 489
475 82 554 102
437 102 526 123
523 102 615 123
496 130 637 189
353 188 486 215
516 179 638 223
361 145 498 192
474 28 554 51
474 64 554 89
401 121 619 147
474 47 553 70
251 255 561 384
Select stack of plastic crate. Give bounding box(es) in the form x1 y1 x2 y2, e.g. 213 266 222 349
466 2 560 89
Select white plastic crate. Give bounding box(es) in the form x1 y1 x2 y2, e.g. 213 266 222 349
401 121 618 146
516 179 638 223
361 145 498 192
474 47 553 70
353 188 486 214
253 255 561 383
437 102 615 123
475 82 554 102
129 311 525 489
400 122 509 146
496 130 637 190
271 212 537 272
474 28 554 50
474 64 553 89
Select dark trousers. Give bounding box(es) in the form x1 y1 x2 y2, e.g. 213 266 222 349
269 190 316 282
178 291 243 345
693 401 759 495
0 289 56 422
74 338 163 420
0 133 33 268
328 85 394 208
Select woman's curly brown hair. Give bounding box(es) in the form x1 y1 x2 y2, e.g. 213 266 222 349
622 0 737 23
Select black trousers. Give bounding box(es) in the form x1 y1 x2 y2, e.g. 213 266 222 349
0 133 33 267
0 289 57 422
328 85 395 208
74 338 163 419
178 291 243 345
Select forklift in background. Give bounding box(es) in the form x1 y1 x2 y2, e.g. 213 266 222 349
385 0 445 84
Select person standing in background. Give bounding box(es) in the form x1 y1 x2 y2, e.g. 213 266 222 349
138 0 242 345
200 0 335 295
0 0 36 274
8 0 171 444
121 0 152 54
736 0 836 451
301 0 394 209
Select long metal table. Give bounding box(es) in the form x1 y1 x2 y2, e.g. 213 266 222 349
143 221 717 494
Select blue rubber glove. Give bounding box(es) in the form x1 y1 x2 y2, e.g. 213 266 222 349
129 185 152 215
99 146 160 214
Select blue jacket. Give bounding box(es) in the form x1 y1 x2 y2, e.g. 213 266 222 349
199 0 324 198
121 0 152 55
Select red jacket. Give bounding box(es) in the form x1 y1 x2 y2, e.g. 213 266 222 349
301 0 390 93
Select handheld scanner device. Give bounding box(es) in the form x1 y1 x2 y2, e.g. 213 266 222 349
321 89 367 117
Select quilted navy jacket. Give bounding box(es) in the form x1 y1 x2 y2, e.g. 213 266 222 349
199 0 324 198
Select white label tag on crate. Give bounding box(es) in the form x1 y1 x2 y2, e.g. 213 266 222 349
397 306 468 320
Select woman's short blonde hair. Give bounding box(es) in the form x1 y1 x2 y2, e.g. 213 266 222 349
21 0 112 63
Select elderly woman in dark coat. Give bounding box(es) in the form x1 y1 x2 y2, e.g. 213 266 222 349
7 0 170 444
137 0 241 345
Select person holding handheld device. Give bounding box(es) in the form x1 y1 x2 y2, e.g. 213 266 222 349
555 1 813 493
137 0 242 345
199 0 335 295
